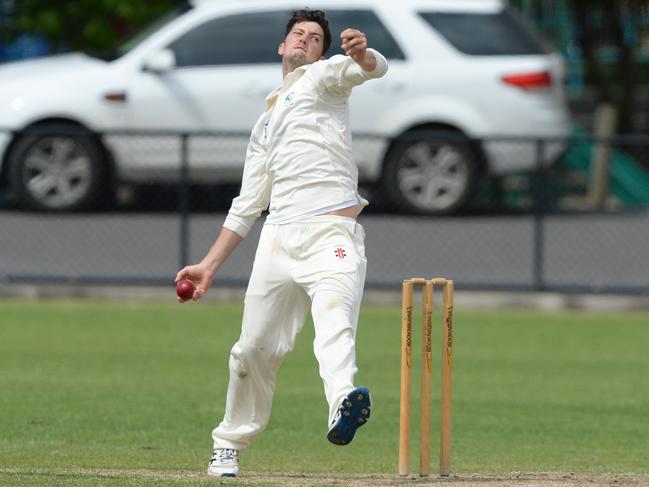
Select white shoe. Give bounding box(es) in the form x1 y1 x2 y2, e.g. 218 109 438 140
207 448 239 477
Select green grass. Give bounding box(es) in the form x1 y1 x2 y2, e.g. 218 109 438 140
1 298 648 486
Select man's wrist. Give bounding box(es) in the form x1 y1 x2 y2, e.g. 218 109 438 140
201 258 220 275
359 50 377 72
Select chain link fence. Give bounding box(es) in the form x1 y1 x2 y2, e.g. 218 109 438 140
1 128 648 294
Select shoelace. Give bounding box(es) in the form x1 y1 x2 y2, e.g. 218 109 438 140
212 448 238 464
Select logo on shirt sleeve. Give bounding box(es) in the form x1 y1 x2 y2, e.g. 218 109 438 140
334 247 347 259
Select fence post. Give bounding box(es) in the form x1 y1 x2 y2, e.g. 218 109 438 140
532 138 546 291
179 133 190 270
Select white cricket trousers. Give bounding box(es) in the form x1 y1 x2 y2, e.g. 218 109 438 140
212 215 367 451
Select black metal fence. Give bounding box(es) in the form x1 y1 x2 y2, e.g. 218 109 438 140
1 128 648 295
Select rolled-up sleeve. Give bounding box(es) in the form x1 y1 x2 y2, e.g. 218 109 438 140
223 125 270 238
317 48 388 93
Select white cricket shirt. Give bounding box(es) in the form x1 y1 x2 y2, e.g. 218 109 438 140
223 49 388 238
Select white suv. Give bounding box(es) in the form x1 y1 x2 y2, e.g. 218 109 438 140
0 0 571 214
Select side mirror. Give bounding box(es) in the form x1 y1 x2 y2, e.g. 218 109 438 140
142 49 176 73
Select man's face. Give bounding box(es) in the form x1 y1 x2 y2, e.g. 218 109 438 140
278 21 325 68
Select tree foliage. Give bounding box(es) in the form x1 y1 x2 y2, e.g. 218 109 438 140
512 0 648 134
569 0 646 133
6 0 178 52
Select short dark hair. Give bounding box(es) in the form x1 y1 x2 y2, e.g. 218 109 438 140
285 9 331 56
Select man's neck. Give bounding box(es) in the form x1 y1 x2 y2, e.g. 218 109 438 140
282 61 300 79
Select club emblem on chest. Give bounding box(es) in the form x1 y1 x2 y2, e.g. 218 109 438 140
284 92 295 106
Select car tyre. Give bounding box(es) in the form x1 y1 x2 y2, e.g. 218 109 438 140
7 124 107 211
382 129 478 215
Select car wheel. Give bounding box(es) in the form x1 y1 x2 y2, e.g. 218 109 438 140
383 130 477 215
7 125 106 211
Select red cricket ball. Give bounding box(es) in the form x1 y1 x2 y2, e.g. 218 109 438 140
176 279 194 301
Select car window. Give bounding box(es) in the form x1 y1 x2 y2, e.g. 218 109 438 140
115 4 192 59
169 9 405 66
326 10 405 60
419 9 549 56
168 11 289 66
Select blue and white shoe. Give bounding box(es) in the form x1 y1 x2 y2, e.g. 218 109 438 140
326 386 371 445
207 448 239 477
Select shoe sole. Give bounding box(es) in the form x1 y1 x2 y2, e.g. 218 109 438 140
207 469 238 478
326 386 371 446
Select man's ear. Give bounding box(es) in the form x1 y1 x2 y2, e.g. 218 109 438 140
278 42 285 56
